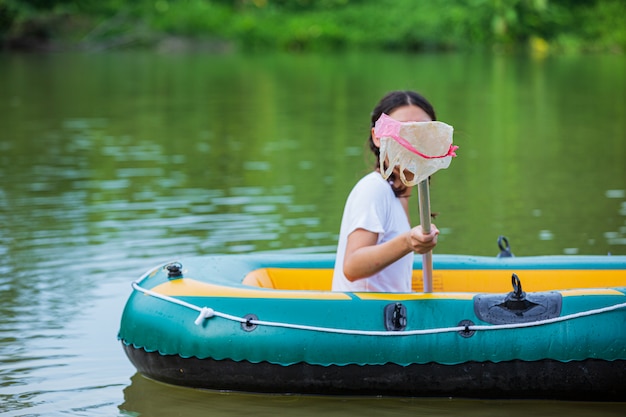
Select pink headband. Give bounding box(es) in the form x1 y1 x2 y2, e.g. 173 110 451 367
374 113 458 159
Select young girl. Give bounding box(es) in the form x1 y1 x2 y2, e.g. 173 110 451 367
332 91 440 292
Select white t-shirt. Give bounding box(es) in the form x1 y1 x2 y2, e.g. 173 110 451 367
332 171 413 292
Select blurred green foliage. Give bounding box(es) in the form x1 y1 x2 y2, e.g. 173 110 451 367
1 0 624 53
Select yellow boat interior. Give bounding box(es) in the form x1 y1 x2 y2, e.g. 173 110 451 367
242 267 626 293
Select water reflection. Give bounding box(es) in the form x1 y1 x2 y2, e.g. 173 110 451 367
120 374 626 417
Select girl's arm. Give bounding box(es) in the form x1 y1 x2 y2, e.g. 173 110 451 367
342 225 439 281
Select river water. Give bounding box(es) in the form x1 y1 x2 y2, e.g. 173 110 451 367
0 51 624 416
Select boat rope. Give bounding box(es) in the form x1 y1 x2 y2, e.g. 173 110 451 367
131 281 626 337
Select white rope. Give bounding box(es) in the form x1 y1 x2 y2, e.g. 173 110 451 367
131 281 626 337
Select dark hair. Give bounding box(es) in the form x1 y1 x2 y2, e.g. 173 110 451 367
369 90 437 196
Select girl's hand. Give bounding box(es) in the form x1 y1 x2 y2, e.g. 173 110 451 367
408 224 439 254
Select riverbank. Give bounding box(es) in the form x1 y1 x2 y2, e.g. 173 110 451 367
1 0 624 54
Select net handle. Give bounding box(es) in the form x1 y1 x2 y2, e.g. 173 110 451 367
417 180 433 292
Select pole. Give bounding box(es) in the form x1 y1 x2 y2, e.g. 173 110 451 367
417 179 433 293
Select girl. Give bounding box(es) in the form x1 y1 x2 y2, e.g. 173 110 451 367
332 91 440 292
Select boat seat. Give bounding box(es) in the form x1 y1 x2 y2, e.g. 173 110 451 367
242 268 333 291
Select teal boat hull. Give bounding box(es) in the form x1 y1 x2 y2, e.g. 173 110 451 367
118 254 626 399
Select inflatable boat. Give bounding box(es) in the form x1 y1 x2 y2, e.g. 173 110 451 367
118 252 626 400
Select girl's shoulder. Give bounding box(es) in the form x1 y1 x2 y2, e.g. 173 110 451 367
349 172 394 202
354 171 390 192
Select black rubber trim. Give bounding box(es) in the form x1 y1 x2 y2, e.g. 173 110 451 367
122 343 626 401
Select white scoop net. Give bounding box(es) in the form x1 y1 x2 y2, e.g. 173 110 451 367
375 114 456 186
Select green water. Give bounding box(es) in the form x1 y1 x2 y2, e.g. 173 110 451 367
0 51 624 416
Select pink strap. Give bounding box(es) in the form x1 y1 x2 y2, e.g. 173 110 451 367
374 113 458 159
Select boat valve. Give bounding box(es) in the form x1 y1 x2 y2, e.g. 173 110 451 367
384 303 407 331
166 262 183 279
